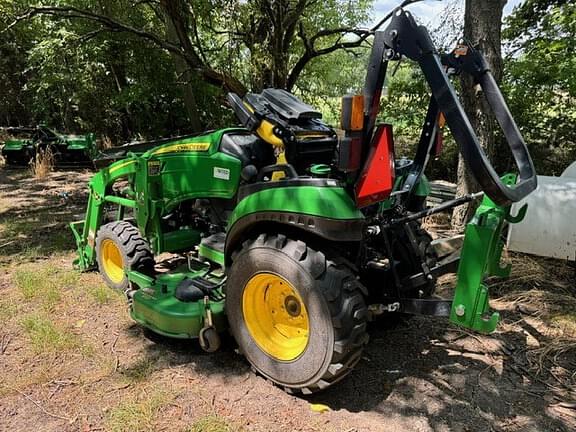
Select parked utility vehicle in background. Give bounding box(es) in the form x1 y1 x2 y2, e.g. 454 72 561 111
1 125 96 166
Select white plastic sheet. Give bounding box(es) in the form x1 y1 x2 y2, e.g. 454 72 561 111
507 175 576 261
561 160 576 178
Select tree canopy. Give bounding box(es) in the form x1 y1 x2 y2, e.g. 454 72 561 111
503 0 576 175
0 0 373 137
0 0 575 178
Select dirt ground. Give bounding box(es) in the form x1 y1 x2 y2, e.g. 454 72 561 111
0 167 575 432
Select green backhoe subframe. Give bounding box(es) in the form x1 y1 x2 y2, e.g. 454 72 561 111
449 174 527 333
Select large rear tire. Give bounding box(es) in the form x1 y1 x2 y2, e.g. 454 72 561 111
226 234 368 394
95 221 154 291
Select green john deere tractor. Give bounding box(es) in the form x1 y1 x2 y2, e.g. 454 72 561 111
71 2 537 393
1 125 96 167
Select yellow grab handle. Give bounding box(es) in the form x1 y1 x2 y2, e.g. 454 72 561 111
256 120 284 147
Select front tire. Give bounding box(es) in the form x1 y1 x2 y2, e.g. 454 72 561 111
95 221 154 291
226 234 368 394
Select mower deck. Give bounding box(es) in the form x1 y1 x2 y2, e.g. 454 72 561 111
128 261 226 339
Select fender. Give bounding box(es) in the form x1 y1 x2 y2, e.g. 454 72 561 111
225 180 365 261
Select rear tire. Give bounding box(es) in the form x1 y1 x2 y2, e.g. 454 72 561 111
226 234 368 394
95 221 154 291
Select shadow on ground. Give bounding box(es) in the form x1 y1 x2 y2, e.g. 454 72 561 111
311 318 572 431
120 248 576 431
128 297 575 431
0 168 92 261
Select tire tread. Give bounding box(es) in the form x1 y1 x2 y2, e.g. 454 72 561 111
232 235 368 394
95 221 154 290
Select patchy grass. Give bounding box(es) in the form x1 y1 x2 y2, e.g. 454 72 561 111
0 297 19 324
188 416 239 432
20 314 86 354
106 390 173 432
0 217 31 237
14 265 79 309
88 284 121 305
15 268 61 306
19 245 44 261
0 217 76 261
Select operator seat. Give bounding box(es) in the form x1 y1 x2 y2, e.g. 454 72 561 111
219 131 275 171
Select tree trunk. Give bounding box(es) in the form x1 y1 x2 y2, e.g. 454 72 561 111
243 0 307 91
108 49 134 141
451 0 506 231
160 0 202 132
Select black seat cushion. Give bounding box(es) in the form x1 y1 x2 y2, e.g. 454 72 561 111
219 132 275 168
174 279 205 303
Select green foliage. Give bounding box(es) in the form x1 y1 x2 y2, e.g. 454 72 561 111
503 0 576 175
206 0 373 90
0 0 33 126
296 46 370 125
379 63 429 138
0 0 374 142
0 0 210 141
0 0 574 178
378 62 459 181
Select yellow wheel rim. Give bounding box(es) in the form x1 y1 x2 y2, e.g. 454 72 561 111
242 273 309 361
101 239 125 284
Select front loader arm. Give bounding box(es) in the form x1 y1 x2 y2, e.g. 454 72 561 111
70 157 138 270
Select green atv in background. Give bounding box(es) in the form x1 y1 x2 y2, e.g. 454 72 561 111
1 125 97 167
71 2 537 394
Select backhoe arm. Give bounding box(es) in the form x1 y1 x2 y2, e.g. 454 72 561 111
379 8 537 206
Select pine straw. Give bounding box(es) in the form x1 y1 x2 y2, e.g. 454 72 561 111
491 253 574 297
488 253 576 390
425 213 576 391
527 339 576 377
422 212 455 238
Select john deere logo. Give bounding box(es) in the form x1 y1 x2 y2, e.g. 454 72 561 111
152 142 210 155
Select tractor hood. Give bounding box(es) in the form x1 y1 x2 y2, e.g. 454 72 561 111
2 138 33 150
59 134 96 150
